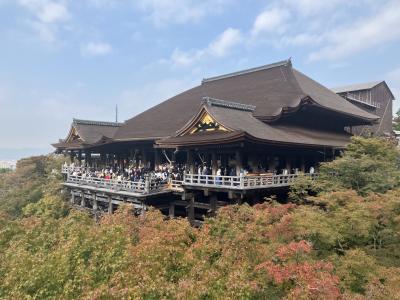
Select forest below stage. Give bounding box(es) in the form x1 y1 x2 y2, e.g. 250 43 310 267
0 137 399 299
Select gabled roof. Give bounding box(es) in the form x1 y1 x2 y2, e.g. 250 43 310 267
331 80 395 100
114 59 378 142
52 119 122 150
331 81 383 93
157 98 351 148
70 118 121 144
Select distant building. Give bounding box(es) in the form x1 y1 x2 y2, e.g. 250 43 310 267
0 160 16 170
332 81 395 137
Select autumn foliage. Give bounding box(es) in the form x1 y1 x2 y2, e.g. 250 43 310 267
0 138 400 299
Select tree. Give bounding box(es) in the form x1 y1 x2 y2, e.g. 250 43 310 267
393 108 400 131
318 137 400 195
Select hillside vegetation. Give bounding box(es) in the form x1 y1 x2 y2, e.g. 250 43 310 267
0 137 399 299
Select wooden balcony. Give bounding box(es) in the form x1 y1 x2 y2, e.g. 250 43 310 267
182 173 317 190
62 168 317 197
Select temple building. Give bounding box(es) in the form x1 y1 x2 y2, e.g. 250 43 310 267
53 59 393 224
332 81 394 136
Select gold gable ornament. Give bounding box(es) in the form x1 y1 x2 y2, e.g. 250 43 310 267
189 112 228 134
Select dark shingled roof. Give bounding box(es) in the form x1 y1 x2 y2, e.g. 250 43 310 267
157 99 351 148
331 81 383 93
71 118 121 144
114 59 378 141
52 119 121 150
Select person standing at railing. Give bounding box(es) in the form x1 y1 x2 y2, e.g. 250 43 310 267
309 166 315 174
216 168 222 185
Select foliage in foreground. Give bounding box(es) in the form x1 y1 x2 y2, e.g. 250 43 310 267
0 192 399 299
0 140 400 299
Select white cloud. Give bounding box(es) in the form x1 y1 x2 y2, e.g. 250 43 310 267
135 0 231 26
17 0 70 43
208 28 242 57
81 42 113 57
308 1 400 61
18 0 70 23
282 0 349 17
169 27 242 67
251 7 290 36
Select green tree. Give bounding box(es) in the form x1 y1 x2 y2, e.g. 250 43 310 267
318 136 400 195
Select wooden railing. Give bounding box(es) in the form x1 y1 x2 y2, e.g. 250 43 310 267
169 179 184 191
63 166 317 193
66 174 168 194
61 165 87 174
183 173 317 189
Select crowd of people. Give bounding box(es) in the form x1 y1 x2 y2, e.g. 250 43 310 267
66 162 186 184
65 161 316 185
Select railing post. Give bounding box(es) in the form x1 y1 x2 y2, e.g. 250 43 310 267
239 174 244 188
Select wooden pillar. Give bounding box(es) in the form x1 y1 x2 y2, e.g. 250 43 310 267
93 193 98 211
285 157 291 173
78 150 82 166
171 150 176 166
69 151 74 163
187 150 194 173
210 194 218 216
235 150 242 175
141 149 148 168
211 151 218 175
169 202 175 218
108 195 113 214
187 195 195 225
155 149 161 168
80 190 85 208
300 155 306 173
71 191 75 205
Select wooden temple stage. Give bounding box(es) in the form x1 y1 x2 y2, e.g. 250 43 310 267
53 59 393 224
62 166 317 224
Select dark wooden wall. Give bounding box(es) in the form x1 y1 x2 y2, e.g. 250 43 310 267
345 83 394 136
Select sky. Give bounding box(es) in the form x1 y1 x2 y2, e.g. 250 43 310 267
1 0 400 159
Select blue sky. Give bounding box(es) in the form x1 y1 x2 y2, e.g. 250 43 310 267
1 0 400 159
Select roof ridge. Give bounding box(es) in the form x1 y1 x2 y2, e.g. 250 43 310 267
202 59 291 83
203 97 256 112
73 118 122 127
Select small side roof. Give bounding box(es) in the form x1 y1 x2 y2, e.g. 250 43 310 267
71 118 122 144
331 81 383 93
52 118 122 150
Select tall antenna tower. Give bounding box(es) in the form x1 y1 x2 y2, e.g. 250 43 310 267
115 104 118 123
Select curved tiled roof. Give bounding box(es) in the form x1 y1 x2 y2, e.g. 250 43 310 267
157 100 351 148
114 60 378 142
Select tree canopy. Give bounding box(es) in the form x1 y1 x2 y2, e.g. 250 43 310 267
0 140 399 299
